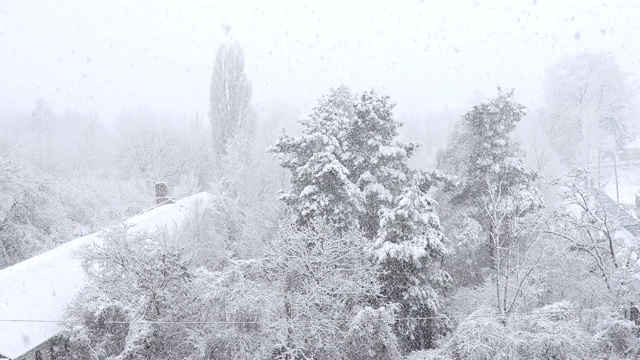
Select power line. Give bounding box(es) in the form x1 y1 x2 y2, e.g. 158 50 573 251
0 306 635 325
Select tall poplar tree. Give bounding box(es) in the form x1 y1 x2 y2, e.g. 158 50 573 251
209 43 254 159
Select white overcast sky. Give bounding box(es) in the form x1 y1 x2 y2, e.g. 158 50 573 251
1 0 639 119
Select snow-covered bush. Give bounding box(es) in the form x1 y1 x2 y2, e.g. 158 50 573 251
593 312 640 358
340 306 402 360
410 301 639 360
63 226 197 359
264 219 390 359
447 311 520 360
520 301 595 360
190 261 282 360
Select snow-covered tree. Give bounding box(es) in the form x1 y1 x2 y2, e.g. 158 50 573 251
263 219 400 359
542 52 636 165
185 219 400 359
458 89 539 212
31 98 54 130
546 169 640 306
348 91 418 239
442 89 543 316
187 259 282 359
209 43 255 159
435 119 474 177
270 86 418 237
340 306 401 360
271 86 450 351
375 186 450 351
115 109 211 190
30 98 55 169
205 132 283 261
64 226 197 359
270 86 363 232
0 158 73 269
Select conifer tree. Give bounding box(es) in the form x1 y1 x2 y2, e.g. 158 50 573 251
271 86 450 351
447 88 543 316
375 186 450 351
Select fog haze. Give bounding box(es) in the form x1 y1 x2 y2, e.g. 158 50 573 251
2 0 640 119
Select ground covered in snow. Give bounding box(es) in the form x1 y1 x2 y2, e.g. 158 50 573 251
603 166 640 206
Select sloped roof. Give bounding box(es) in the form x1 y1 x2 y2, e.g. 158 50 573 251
624 137 640 149
0 192 210 359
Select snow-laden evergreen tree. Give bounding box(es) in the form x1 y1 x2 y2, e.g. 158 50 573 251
458 88 539 211
271 86 450 352
462 88 542 259
269 86 417 236
375 186 450 351
270 86 363 232
349 91 418 239
446 88 543 316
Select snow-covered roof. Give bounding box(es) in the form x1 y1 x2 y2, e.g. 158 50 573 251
0 192 210 359
624 137 640 149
